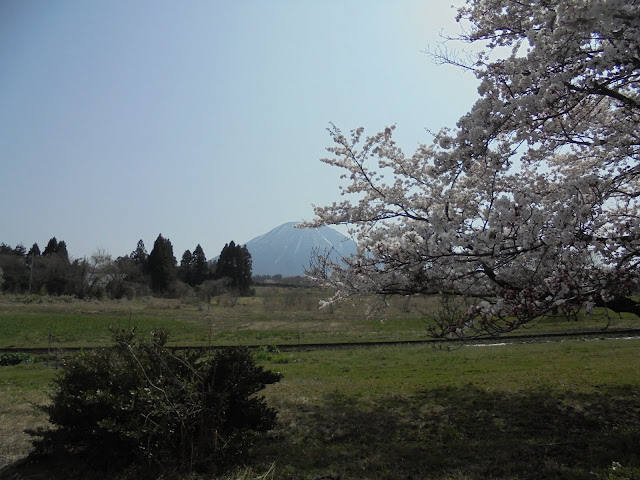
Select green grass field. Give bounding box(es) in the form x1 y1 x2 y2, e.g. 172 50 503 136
1 288 637 349
2 339 639 479
255 339 640 479
1 290 639 479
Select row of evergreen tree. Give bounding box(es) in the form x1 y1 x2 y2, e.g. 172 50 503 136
0 235 252 299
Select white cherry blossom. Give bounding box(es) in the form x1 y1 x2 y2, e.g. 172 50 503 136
304 0 640 338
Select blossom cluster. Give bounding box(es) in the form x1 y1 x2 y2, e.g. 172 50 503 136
303 0 639 336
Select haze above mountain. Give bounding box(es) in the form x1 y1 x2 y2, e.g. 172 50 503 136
244 222 357 277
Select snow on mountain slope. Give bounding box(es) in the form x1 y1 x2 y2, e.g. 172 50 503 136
245 222 357 276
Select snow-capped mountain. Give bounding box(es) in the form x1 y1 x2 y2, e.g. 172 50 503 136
245 222 357 277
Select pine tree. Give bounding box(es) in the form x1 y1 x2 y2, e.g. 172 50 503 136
216 241 252 295
39 237 71 295
42 238 69 263
179 249 194 286
191 244 208 287
28 243 41 258
56 241 69 264
147 235 176 293
130 240 148 271
42 237 59 256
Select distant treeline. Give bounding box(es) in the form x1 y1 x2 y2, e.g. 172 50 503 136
0 235 252 299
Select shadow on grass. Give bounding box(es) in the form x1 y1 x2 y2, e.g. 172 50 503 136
256 385 640 480
2 385 639 479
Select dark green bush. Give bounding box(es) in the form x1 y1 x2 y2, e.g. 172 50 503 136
0 352 34 366
27 329 282 477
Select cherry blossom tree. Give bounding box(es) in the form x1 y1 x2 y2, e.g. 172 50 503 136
304 0 640 338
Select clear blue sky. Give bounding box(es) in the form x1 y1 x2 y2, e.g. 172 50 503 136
1 0 478 261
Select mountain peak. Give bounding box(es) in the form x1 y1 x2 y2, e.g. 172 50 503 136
245 222 356 276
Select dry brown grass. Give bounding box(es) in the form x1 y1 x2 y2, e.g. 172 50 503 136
0 384 50 468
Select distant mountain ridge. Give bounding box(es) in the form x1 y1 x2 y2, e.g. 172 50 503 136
245 222 357 277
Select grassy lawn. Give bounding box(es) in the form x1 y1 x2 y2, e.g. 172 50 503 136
1 337 639 479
